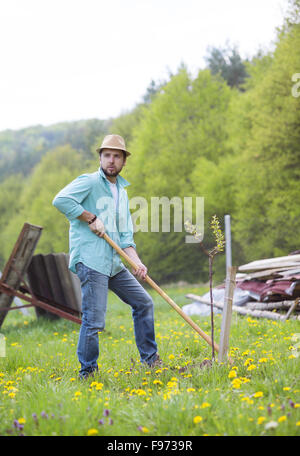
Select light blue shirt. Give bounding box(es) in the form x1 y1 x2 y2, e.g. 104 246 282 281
52 167 136 276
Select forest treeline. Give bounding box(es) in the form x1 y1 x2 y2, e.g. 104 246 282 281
0 0 299 284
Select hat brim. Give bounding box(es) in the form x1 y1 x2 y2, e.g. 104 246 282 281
96 146 131 157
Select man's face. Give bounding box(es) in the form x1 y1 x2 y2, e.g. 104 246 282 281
100 148 126 178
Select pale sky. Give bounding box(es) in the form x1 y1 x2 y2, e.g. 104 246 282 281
0 0 287 132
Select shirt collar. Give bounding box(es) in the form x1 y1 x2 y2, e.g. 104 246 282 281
98 167 130 188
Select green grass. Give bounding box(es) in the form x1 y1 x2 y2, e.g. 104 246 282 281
0 284 299 436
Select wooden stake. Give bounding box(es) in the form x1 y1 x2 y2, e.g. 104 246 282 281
218 266 237 363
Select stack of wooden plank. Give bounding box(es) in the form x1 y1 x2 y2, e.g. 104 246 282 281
236 253 300 303
185 253 300 321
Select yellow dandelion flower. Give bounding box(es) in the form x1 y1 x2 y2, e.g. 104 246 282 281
18 417 26 424
278 415 287 423
87 428 98 436
296 421 300 426
258 358 268 363
168 354 175 360
228 370 237 379
231 378 242 389
247 364 257 371
167 381 177 388
288 354 297 359
283 387 291 391
193 416 203 424
136 389 147 396
139 426 149 433
74 391 82 397
253 391 264 398
200 402 211 409
241 396 253 405
186 388 195 393
257 416 266 425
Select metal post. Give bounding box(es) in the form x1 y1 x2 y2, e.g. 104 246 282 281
225 215 232 271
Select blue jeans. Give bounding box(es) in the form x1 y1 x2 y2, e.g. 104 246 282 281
75 262 158 376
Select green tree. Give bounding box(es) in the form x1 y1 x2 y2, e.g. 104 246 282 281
205 44 249 90
0 119 109 180
230 17 300 261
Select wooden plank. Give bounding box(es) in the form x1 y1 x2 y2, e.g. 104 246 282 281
239 262 300 272
0 223 43 328
27 254 56 319
218 266 237 363
236 266 300 281
284 298 300 321
185 293 300 321
239 254 300 272
246 300 299 311
0 281 81 325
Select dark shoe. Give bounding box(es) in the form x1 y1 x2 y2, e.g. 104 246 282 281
148 353 163 368
79 368 97 380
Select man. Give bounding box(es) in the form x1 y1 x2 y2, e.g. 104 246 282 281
52 134 161 379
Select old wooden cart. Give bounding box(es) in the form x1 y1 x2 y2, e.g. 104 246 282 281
0 223 82 329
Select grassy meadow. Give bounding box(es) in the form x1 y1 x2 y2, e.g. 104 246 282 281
0 283 299 437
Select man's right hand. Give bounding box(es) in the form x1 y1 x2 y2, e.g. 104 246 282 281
77 211 106 237
89 217 105 238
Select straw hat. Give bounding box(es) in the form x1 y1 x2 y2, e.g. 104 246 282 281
96 134 131 157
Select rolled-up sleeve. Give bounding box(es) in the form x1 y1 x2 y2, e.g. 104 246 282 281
52 174 92 221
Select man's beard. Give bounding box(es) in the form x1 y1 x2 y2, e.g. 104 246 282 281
101 166 120 177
